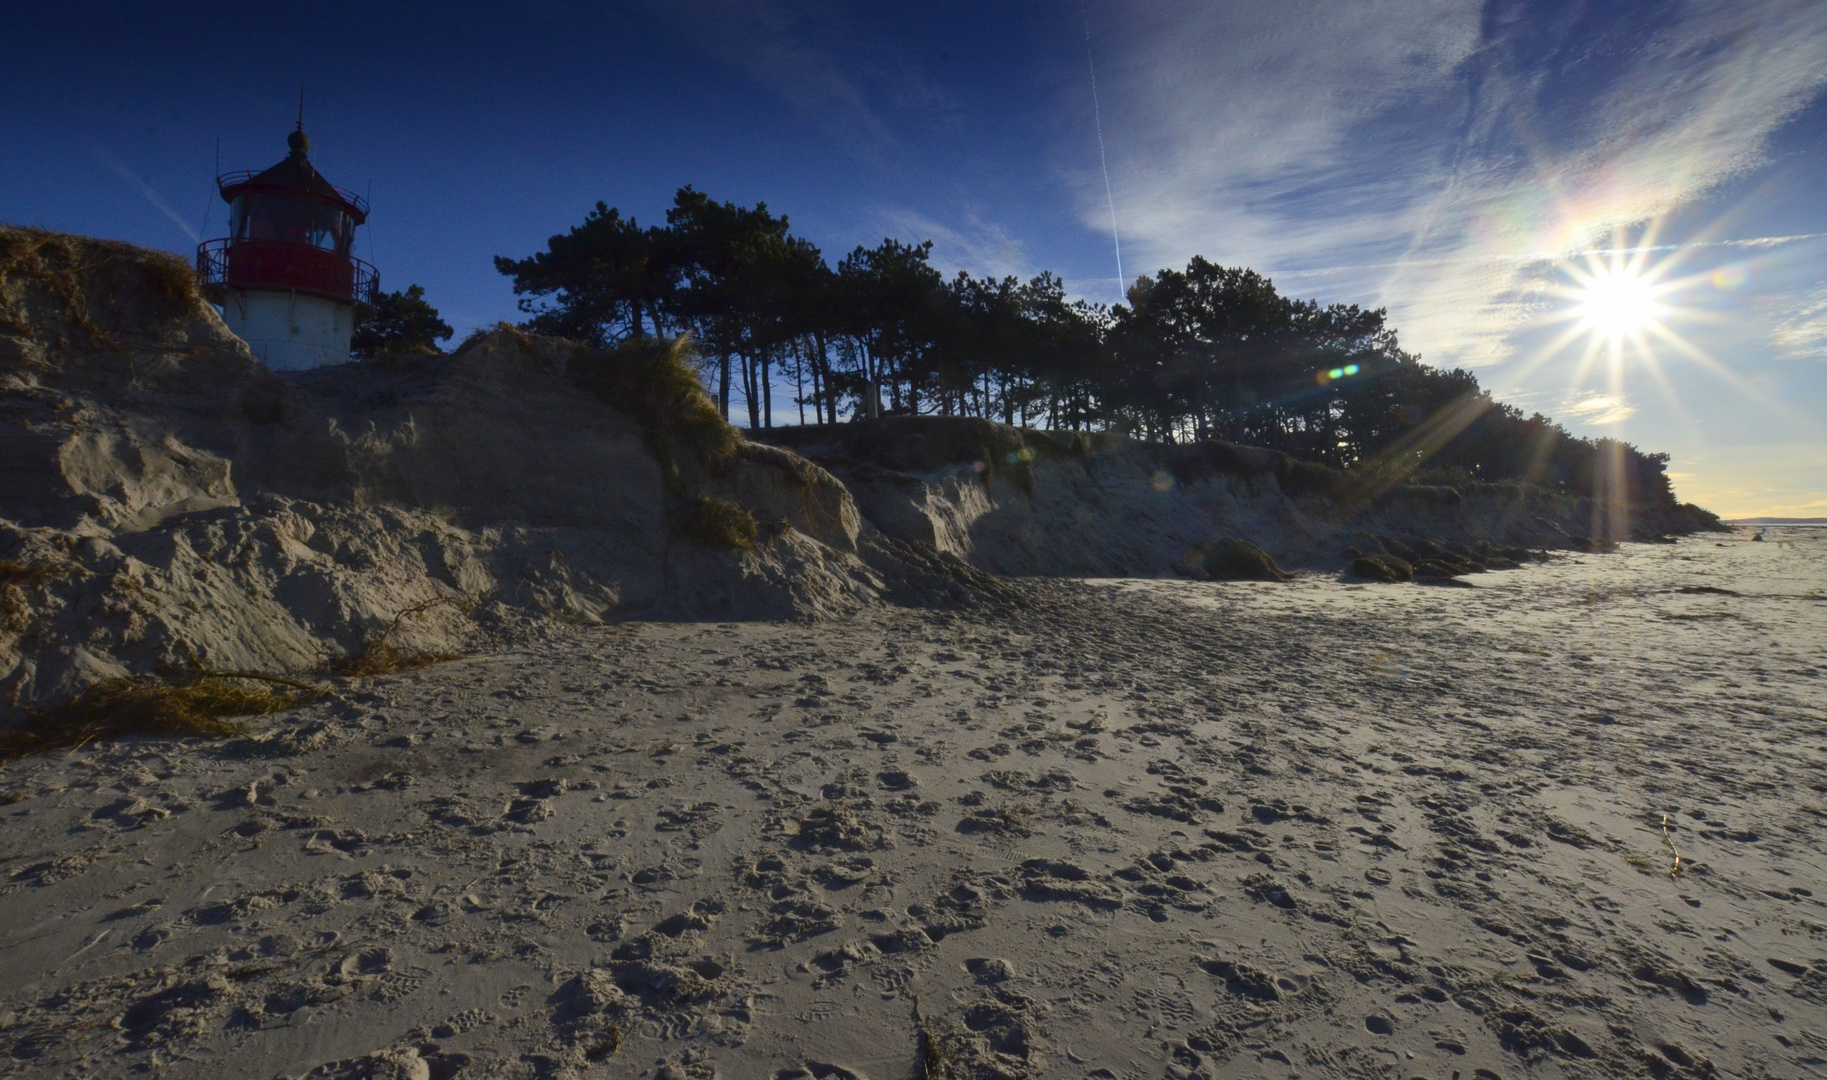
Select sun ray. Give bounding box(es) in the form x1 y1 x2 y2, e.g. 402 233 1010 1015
1632 345 1690 425
1515 211 1804 448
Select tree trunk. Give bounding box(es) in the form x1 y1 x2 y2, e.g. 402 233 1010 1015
742 353 760 431
864 341 881 420
809 343 825 425
719 349 731 421
794 341 806 426
811 330 832 424
816 347 829 424
762 348 773 429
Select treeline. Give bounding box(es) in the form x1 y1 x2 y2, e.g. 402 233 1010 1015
470 186 1676 506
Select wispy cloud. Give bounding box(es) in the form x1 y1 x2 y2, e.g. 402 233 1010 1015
638 0 953 159
1668 443 1827 516
1770 283 1827 360
1560 392 1637 425
871 207 1033 283
1267 232 1827 282
1080 0 1480 288
1083 0 1827 367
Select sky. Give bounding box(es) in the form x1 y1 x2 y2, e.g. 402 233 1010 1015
3 0 1824 517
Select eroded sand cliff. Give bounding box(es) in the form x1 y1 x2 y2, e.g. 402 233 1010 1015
1 227 1718 726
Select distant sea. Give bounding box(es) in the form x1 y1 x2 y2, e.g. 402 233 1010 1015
1726 518 1827 527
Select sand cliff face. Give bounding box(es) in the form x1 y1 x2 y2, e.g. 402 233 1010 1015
765 418 1705 580
0 228 1718 722
0 228 879 721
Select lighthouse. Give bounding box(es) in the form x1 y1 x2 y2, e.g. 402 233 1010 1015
196 124 377 370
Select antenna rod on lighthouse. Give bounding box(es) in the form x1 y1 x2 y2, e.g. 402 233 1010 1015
297 85 305 130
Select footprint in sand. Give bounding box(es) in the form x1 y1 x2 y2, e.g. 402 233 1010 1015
774 1065 868 1080
965 957 1016 984
877 770 917 791
499 983 533 1010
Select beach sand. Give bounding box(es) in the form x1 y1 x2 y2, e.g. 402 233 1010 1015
1 530 1822 1079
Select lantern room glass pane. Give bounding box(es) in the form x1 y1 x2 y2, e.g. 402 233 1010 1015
309 202 354 256
229 194 353 255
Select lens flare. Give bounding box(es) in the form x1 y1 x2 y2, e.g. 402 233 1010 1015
1711 265 1747 290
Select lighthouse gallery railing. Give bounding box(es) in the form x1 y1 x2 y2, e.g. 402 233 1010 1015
196 239 379 307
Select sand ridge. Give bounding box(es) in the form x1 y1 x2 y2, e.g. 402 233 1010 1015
1 531 1821 1079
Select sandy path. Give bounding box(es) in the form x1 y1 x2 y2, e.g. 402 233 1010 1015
1 532 1822 1079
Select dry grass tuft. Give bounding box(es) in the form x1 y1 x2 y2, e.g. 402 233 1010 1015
913 998 946 1079
329 597 470 677
0 558 85 633
364 343 445 371
2 674 324 761
331 641 462 678
671 496 759 551
1160 439 1341 496
568 335 741 491
0 226 202 352
1349 552 1414 583
456 321 532 354
0 558 83 589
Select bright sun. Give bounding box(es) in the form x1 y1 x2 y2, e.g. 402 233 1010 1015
1512 225 1763 439
1512 227 1746 423
1575 268 1660 334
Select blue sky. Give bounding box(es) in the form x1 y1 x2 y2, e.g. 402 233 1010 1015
4 0 1824 516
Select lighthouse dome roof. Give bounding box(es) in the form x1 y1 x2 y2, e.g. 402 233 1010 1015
217 127 368 223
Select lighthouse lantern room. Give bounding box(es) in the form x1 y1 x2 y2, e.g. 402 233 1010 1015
196 124 377 369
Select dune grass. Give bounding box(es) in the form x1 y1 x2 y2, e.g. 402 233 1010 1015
0 559 79 587
1179 538 1294 582
0 226 202 350
670 496 759 551
0 558 85 633
566 335 741 492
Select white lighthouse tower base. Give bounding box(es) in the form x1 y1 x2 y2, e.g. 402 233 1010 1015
220 289 356 370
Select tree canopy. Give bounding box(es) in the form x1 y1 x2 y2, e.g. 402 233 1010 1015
492 188 1679 509
351 284 453 358
493 203 667 346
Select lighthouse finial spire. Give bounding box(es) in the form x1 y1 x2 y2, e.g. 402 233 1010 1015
288 87 310 160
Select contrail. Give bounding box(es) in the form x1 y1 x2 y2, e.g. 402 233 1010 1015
89 146 199 244
1083 8 1123 293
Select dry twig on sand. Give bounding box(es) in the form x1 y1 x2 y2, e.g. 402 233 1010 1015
330 596 472 677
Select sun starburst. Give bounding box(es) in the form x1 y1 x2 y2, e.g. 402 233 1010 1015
1505 224 1744 426
1572 263 1664 336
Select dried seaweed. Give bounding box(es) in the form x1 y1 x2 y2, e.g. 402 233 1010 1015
1 675 324 761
